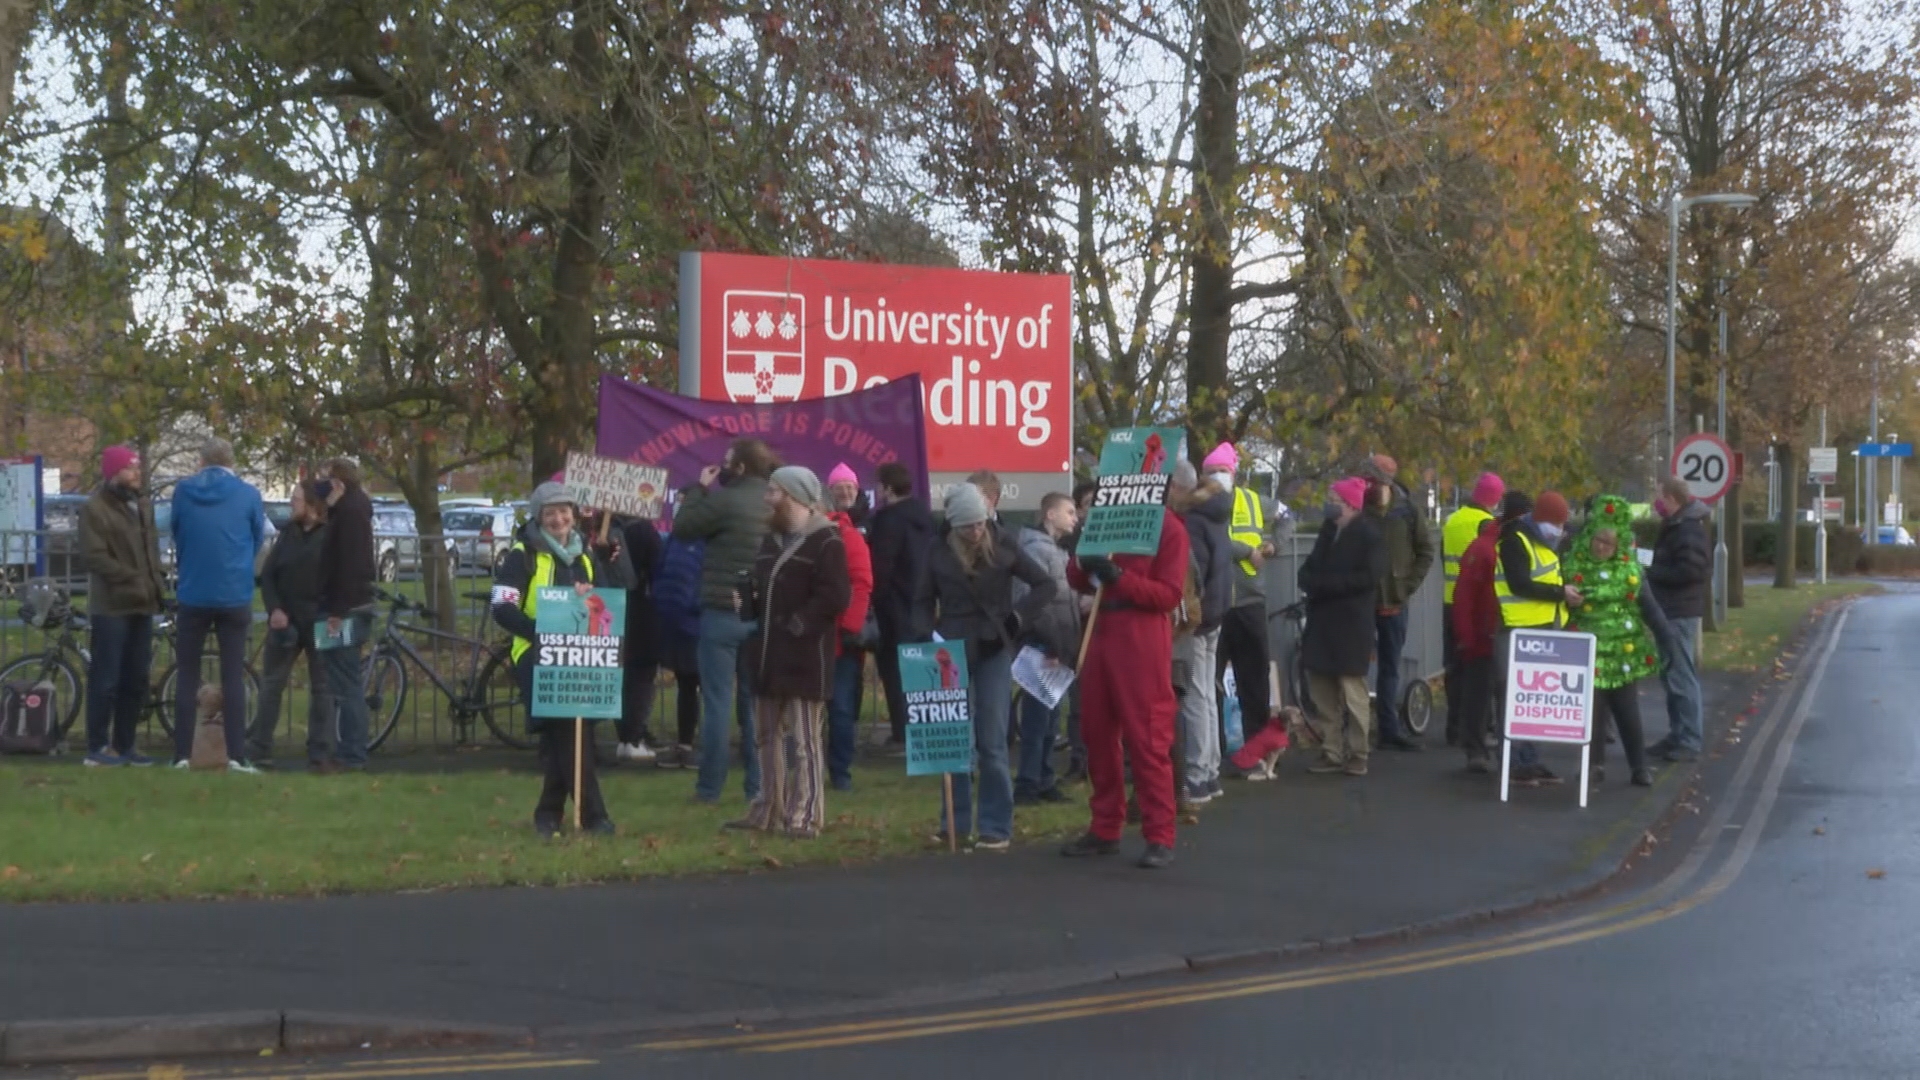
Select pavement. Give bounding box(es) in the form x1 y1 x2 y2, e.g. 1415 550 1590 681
0 644 1771 1059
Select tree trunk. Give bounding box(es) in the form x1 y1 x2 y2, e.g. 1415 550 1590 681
394 444 458 634
0 0 32 129
1773 440 1797 590
1182 0 1248 454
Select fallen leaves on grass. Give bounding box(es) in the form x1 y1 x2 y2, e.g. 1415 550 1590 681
762 855 783 870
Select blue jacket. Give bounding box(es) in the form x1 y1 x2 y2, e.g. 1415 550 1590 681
654 536 706 643
170 467 266 609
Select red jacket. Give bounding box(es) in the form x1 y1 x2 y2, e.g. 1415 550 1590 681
1067 510 1190 618
1451 522 1500 662
830 511 874 648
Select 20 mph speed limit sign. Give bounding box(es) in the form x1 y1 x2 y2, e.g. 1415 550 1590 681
1672 433 1734 504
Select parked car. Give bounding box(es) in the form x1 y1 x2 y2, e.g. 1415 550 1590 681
1877 525 1915 547
264 500 294 531
372 503 458 582
443 506 519 573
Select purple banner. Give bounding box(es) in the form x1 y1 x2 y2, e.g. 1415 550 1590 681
595 374 930 502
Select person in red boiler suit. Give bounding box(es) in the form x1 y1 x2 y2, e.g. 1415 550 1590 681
1064 508 1190 869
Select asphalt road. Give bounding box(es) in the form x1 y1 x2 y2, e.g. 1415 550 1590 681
23 588 1912 1080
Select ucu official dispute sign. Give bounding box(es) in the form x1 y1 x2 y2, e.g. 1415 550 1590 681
1503 629 1596 744
679 252 1073 509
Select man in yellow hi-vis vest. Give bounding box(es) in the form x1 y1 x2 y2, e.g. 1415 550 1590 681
1495 490 1581 788
1201 442 1292 773
1440 472 1505 748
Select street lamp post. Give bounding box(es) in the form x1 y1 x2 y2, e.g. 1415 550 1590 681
1666 191 1759 465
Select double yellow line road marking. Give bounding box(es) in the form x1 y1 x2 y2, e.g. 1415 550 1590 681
74 1052 599 1080
644 607 1853 1056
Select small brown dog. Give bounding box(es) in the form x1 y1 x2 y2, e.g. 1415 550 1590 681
189 685 229 771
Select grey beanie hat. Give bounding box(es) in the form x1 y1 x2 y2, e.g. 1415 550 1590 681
770 465 824 509
531 480 574 510
945 482 990 528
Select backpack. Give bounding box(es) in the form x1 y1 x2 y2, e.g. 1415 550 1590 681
0 680 60 755
654 537 706 639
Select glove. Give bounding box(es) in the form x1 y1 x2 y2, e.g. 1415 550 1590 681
1080 555 1121 587
1002 611 1024 642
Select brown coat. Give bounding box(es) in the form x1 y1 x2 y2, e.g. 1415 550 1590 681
746 514 852 702
80 484 166 617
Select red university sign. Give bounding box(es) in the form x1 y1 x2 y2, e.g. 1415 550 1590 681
679 252 1074 508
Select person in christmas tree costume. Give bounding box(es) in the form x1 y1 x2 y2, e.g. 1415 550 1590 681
1564 494 1672 788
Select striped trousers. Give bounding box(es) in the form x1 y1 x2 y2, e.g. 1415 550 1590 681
745 697 826 837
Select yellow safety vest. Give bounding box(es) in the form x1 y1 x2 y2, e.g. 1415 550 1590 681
1229 487 1265 577
507 543 596 663
1493 530 1564 629
1441 506 1495 606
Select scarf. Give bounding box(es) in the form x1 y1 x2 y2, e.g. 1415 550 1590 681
539 528 583 566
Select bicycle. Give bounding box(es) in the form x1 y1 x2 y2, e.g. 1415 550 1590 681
360 586 528 751
1276 599 1434 738
0 587 261 746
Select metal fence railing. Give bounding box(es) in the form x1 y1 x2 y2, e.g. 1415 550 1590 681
1261 530 1446 710
0 524 1448 757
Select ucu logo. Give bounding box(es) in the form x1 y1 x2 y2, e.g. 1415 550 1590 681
1515 638 1557 656
1517 670 1586 694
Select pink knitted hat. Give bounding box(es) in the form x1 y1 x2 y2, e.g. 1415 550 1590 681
1471 472 1505 508
1331 476 1369 511
827 462 858 487
102 445 139 480
1202 443 1238 472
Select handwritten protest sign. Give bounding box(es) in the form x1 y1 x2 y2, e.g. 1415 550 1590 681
1076 427 1185 558
563 452 670 520
531 587 627 719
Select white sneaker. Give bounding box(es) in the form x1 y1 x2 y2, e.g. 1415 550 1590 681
617 741 656 763
227 760 261 775
173 760 190 770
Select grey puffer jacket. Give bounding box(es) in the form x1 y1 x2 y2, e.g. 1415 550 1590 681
671 474 771 613
1013 526 1081 663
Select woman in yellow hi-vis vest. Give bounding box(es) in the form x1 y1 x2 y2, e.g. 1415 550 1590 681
492 481 633 837
1493 491 1582 788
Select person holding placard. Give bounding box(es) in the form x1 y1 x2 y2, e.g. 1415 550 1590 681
922 482 1057 851
1064 496 1189 869
1012 491 1082 805
734 467 850 838
492 481 632 837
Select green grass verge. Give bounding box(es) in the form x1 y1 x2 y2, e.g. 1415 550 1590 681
1703 581 1880 673
0 759 1088 902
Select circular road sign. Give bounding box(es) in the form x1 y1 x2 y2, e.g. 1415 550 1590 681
1671 432 1734 504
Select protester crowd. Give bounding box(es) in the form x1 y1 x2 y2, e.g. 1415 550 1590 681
71 432 1714 869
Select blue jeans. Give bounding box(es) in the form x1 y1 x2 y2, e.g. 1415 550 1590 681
322 613 374 767
695 609 760 802
86 614 153 755
1660 616 1704 751
944 645 1014 842
827 651 864 787
173 606 252 763
1374 608 1410 740
1014 691 1060 797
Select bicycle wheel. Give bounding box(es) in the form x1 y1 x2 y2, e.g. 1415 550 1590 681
0 653 84 742
1402 678 1435 736
364 646 407 752
474 648 533 750
156 661 262 739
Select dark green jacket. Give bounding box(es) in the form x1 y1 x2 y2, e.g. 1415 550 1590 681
79 483 166 617
671 475 771 612
1368 482 1436 610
